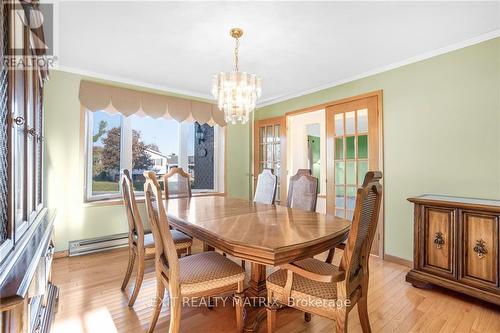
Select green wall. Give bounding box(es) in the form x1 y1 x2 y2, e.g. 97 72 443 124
44 38 499 259
257 38 500 260
43 71 250 251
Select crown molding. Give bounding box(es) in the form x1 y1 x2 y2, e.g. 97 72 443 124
56 29 499 109
257 29 500 108
55 65 215 102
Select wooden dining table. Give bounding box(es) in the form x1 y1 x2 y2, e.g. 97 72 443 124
165 196 351 331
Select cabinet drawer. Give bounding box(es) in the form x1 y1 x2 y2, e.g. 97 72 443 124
459 212 498 288
422 206 455 278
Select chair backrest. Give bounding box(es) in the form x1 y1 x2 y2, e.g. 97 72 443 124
340 171 383 289
254 169 278 204
286 169 318 212
163 167 191 199
121 169 146 246
143 171 180 288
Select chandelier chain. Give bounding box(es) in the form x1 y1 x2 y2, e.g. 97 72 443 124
234 37 240 72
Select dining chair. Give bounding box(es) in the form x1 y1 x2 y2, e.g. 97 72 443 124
237 168 279 270
324 170 374 265
266 171 383 333
163 167 192 199
120 169 193 307
287 169 318 212
253 168 278 204
143 171 246 333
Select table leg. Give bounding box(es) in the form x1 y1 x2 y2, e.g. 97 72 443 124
244 263 268 332
246 262 267 298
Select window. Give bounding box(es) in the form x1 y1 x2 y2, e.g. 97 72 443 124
86 110 224 201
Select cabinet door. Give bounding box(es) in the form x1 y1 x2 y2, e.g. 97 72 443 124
0 1 11 257
25 67 37 222
460 212 498 288
422 206 456 278
34 76 43 211
12 67 28 239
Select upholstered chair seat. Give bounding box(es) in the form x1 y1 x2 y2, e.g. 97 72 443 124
173 251 246 295
267 258 340 313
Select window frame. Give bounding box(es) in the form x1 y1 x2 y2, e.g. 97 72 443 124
84 110 225 202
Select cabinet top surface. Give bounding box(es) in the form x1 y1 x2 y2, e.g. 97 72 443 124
408 194 500 209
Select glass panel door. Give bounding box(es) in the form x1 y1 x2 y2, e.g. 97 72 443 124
326 95 381 255
254 117 286 203
331 109 371 220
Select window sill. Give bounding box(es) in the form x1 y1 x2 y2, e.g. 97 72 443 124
83 192 226 208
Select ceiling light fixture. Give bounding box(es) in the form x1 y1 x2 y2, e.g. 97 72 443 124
211 28 262 125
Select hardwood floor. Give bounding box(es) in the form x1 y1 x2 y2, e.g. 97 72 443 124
51 242 500 333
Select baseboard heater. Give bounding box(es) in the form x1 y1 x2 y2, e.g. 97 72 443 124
68 233 129 256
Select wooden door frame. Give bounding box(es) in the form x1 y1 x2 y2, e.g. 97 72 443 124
255 90 384 258
324 92 384 257
253 116 287 204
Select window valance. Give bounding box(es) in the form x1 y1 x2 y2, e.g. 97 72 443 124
79 80 226 127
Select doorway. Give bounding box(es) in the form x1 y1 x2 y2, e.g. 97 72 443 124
286 109 327 213
253 116 287 204
326 93 383 256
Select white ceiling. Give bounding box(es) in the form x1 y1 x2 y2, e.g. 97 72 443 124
57 1 500 106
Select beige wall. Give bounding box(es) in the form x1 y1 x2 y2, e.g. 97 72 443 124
43 71 251 251
256 38 500 260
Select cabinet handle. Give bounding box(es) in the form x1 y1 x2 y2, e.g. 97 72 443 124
28 127 37 137
473 239 487 259
433 232 445 249
12 116 25 126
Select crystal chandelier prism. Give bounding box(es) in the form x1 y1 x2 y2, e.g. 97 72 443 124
211 28 262 125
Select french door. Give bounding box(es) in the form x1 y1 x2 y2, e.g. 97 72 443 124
326 94 382 255
253 116 286 204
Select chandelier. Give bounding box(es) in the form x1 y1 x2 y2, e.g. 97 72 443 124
211 28 262 124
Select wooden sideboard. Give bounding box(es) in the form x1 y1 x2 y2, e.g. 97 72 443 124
0 1 57 332
406 195 500 305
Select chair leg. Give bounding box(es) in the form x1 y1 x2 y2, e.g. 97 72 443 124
335 307 349 333
168 290 182 333
357 293 371 333
335 281 349 333
357 276 371 333
186 246 191 256
121 247 136 291
304 312 311 322
147 277 165 333
128 252 145 307
266 290 277 333
325 248 335 264
266 305 277 333
235 281 245 332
